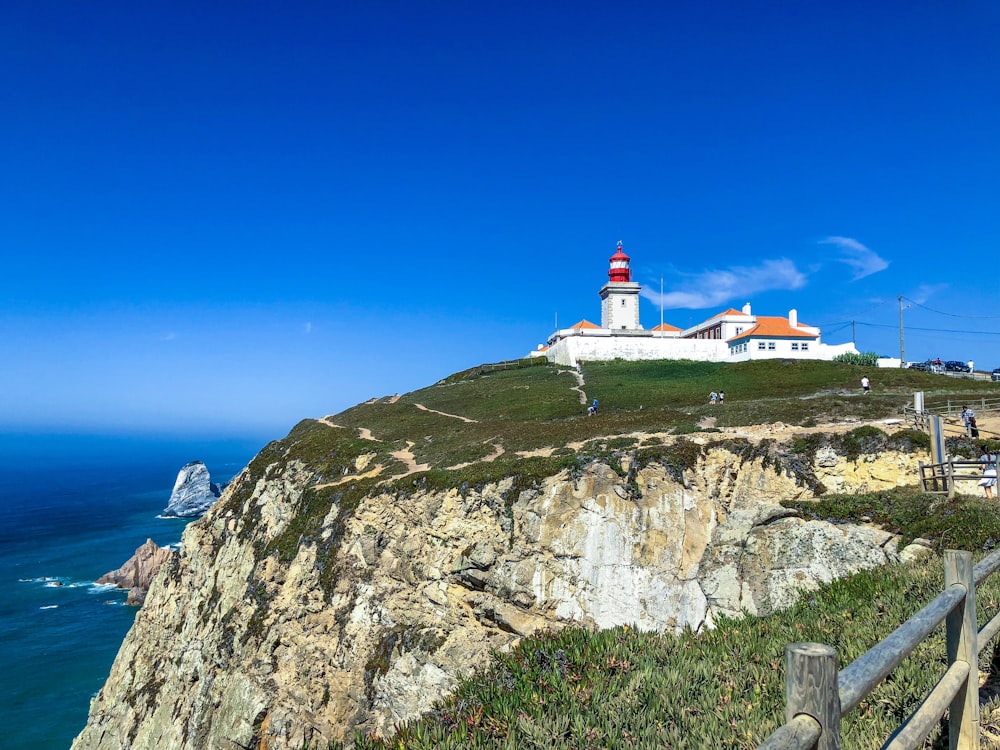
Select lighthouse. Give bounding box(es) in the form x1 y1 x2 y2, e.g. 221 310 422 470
599 241 642 330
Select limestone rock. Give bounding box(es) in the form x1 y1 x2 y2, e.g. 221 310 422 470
72 439 927 750
161 461 224 518
97 538 177 606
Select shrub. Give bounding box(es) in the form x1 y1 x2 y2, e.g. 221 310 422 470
833 351 880 367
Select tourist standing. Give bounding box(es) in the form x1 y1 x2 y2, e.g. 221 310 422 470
979 449 997 500
718 390 725 405
709 391 718 405
962 406 978 438
861 376 870 394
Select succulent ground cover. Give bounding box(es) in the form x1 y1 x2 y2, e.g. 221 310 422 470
333 538 1000 749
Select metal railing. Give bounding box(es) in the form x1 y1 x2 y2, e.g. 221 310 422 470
757 548 1000 750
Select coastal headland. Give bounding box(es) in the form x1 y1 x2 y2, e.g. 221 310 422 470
72 359 1000 749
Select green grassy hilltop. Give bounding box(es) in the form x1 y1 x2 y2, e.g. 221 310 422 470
278 359 1000 750
326 357 994 474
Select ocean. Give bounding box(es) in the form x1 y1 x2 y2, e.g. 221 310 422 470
0 433 266 749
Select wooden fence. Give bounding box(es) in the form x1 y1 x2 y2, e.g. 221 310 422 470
757 548 1000 749
919 459 994 498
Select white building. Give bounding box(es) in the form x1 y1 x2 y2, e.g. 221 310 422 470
532 243 857 367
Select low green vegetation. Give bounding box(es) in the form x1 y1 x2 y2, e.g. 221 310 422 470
784 487 1000 551
333 545 1000 749
243 358 1000 748
833 351 881 366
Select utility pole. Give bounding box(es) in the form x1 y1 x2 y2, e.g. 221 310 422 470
660 276 664 336
898 295 905 367
852 320 856 347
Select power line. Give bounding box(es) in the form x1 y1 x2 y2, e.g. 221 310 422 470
855 321 1000 335
902 296 1000 320
814 298 893 327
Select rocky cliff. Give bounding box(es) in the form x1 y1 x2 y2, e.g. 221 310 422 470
72 417 926 750
161 461 224 518
97 538 178 606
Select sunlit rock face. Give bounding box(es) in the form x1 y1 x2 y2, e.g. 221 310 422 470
161 461 223 518
72 443 911 750
96 538 178 606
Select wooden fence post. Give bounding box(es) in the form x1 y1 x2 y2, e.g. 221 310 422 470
785 643 841 750
947 460 956 500
945 550 979 750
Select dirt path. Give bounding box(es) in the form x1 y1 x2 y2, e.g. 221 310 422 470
569 369 587 405
315 464 386 489
447 442 505 470
315 418 380 442
414 403 478 423
388 441 431 479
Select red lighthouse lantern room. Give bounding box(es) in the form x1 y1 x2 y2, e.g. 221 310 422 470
608 241 631 283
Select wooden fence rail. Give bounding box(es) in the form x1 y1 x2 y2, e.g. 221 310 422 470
919 459 994 498
757 548 1000 750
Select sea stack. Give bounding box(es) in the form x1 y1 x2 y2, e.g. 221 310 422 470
161 461 222 518
96 538 176 606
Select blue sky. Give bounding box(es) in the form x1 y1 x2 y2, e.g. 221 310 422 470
2 1 998 439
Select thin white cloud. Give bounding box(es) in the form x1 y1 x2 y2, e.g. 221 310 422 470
304 322 312 335
908 283 948 305
159 332 177 341
640 258 806 310
819 236 889 280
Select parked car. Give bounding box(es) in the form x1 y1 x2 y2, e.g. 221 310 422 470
908 361 932 371
944 360 971 373
992 368 1000 382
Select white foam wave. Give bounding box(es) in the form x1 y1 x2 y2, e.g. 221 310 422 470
39 605 58 610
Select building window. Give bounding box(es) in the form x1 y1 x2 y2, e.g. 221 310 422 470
758 342 766 350
791 343 799 351
768 342 776 350
801 343 809 350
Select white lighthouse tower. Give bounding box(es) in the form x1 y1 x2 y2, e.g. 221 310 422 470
599 241 642 330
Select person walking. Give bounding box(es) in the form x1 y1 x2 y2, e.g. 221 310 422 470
709 391 718 405
861 376 870 394
979 449 997 500
718 390 725 405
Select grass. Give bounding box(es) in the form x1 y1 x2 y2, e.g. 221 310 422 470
323 359 998 479
223 358 1000 749
333 543 1000 749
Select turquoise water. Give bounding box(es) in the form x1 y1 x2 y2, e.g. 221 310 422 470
0 433 265 749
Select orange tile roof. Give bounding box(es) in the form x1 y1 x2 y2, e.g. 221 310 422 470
727 316 817 342
651 323 681 332
570 319 601 329
705 307 748 323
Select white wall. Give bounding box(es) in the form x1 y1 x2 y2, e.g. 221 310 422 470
544 333 857 366
546 334 728 366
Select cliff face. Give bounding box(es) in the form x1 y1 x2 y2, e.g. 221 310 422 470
72 431 922 750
